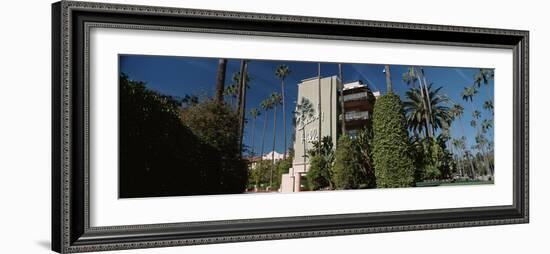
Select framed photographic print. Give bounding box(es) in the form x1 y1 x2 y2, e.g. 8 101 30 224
52 1 529 253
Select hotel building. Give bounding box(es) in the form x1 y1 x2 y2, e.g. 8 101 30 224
280 76 378 192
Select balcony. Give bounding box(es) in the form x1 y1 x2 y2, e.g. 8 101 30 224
342 92 369 102
344 111 370 121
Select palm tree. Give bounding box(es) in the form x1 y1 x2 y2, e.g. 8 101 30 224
473 110 481 119
457 136 476 178
269 92 283 189
295 97 315 175
474 68 494 89
418 68 435 133
403 67 431 137
481 119 492 134
451 138 464 176
231 70 252 110
403 84 452 138
249 108 261 156
275 65 291 159
260 99 273 160
450 104 465 135
471 110 482 138
483 100 494 115
404 87 430 137
461 86 478 113
214 59 227 104
475 133 492 176
223 85 238 106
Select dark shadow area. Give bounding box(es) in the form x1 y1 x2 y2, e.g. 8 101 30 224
119 74 248 198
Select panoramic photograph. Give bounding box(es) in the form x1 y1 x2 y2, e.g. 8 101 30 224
118 55 494 198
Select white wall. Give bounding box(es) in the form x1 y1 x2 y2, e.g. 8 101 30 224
0 0 546 253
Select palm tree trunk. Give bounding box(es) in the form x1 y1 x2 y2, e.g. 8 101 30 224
483 145 493 177
456 149 464 176
419 68 435 136
317 63 322 151
238 61 248 154
215 59 227 104
236 60 246 111
339 64 346 134
270 105 278 189
260 112 268 160
468 153 476 179
281 79 287 160
384 65 392 93
415 67 432 138
251 118 257 156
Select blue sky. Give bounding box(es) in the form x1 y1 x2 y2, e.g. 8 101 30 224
120 55 494 155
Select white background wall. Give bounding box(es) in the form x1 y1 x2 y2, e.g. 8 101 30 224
0 0 546 253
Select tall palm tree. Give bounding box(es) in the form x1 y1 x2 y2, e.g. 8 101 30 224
461 86 478 113
473 110 481 118
483 100 494 115
403 67 431 137
269 92 283 189
295 97 315 175
450 104 465 136
275 65 291 159
403 87 429 137
403 85 452 138
481 119 492 134
475 133 492 176
474 69 494 90
451 138 464 176
214 59 227 104
249 108 261 156
458 136 476 178
234 61 250 152
260 99 273 160
231 71 252 110
223 85 238 107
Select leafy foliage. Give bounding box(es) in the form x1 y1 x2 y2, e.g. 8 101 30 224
332 135 367 189
306 136 335 190
249 160 271 190
120 74 224 197
372 93 416 188
180 99 248 193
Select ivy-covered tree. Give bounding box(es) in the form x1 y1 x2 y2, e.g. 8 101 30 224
372 93 416 188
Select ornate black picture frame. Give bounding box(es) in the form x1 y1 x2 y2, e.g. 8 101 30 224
52 1 529 253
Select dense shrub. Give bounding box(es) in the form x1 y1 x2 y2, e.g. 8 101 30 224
306 136 334 190
249 160 271 190
119 74 221 197
119 74 247 198
307 155 331 190
372 93 416 188
332 135 366 189
180 98 248 194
